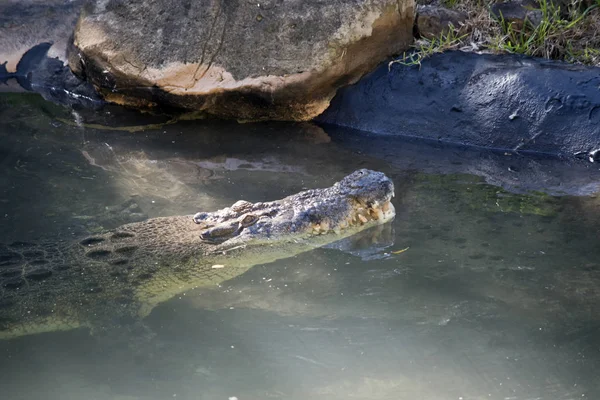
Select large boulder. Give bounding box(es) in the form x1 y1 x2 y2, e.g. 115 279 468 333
70 0 415 121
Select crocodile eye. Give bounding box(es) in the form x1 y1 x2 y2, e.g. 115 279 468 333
240 214 258 228
193 212 209 224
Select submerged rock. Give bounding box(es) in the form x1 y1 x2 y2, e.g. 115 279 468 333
70 0 415 121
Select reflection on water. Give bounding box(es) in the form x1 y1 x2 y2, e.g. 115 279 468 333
0 94 599 400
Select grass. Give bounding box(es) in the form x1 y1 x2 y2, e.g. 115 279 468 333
441 0 461 7
389 27 468 68
392 0 600 67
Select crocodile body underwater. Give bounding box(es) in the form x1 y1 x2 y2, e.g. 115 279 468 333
0 169 395 339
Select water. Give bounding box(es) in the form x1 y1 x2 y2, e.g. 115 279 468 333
0 93 599 400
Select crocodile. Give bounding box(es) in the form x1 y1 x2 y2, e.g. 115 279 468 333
0 169 395 339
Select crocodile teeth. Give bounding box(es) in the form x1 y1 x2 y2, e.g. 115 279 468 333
358 214 368 224
382 201 390 213
375 208 384 220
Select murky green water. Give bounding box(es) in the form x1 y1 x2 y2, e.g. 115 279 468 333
1 94 599 400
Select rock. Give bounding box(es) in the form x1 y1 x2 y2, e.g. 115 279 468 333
490 0 542 29
0 0 85 74
492 0 597 21
0 0 103 108
317 51 600 157
70 0 415 121
416 5 468 39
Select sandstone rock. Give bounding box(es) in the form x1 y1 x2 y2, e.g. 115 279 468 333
70 0 415 121
416 4 467 39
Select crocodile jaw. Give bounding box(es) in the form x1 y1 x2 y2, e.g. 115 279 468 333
310 197 395 236
194 169 396 248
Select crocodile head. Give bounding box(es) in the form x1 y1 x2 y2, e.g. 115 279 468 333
192 169 396 250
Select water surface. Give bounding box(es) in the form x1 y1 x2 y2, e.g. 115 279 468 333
1 94 599 400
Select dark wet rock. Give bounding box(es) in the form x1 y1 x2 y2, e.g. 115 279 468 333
0 0 103 108
490 0 542 29
70 0 415 121
318 51 600 157
0 42 52 91
416 5 468 39
0 42 103 109
0 1 83 71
